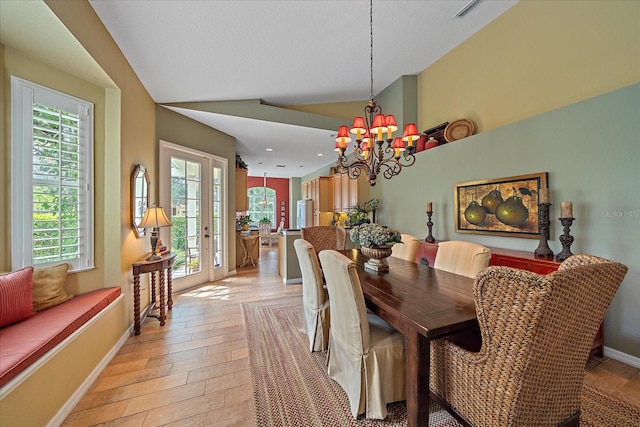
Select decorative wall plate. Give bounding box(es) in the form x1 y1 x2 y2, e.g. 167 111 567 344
444 119 475 142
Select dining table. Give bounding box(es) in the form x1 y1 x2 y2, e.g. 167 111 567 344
340 249 478 427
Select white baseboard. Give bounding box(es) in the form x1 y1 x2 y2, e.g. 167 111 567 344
603 346 640 369
283 277 302 285
47 324 132 427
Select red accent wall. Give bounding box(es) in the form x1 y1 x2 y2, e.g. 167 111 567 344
247 176 290 229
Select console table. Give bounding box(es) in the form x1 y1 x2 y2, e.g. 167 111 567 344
132 252 176 335
416 242 603 356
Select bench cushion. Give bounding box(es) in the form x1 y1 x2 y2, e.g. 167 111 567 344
0 286 121 388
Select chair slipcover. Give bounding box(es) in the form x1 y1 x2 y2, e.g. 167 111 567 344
293 239 330 352
390 233 419 262
318 250 405 419
430 254 628 426
433 240 491 278
301 226 346 252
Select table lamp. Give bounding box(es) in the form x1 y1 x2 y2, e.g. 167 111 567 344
138 206 172 260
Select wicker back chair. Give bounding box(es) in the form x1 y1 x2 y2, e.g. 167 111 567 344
300 226 346 253
430 254 628 426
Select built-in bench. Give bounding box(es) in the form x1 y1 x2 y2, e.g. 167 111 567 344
0 286 125 426
0 286 121 388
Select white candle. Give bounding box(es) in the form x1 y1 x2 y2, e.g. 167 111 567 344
539 188 549 204
561 201 573 218
427 202 433 212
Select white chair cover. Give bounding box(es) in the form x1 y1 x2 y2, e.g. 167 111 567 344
318 250 405 419
294 239 330 352
391 233 420 262
433 240 491 278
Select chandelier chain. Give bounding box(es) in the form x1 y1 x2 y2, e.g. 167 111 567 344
369 0 374 102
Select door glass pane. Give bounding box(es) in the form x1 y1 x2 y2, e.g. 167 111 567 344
212 166 222 268
170 157 201 277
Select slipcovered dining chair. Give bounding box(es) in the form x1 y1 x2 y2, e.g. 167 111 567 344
301 226 346 253
318 250 405 420
390 233 420 263
430 254 628 426
433 240 491 278
294 239 330 352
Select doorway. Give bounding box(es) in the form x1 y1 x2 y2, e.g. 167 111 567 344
159 140 228 292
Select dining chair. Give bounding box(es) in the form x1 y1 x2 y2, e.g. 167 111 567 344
433 240 491 278
318 250 406 420
293 239 330 352
390 233 420 263
301 226 346 252
430 254 628 426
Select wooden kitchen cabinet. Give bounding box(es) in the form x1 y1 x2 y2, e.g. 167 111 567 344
331 174 342 212
235 168 248 212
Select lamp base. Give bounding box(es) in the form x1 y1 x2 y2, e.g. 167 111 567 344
146 254 162 261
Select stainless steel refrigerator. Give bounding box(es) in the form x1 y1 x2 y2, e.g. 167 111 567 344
296 199 313 228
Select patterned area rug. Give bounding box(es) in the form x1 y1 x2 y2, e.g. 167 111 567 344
242 296 460 427
242 296 640 427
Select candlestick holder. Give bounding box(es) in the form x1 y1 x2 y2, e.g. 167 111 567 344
556 217 575 261
425 210 435 243
534 203 553 257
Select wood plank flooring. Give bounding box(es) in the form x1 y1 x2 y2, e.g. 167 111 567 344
63 246 640 426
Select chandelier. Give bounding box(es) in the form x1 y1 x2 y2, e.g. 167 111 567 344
334 0 418 187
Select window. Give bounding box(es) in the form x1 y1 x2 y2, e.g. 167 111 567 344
247 187 276 225
11 77 94 272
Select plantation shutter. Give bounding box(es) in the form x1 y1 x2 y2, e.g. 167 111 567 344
11 77 94 271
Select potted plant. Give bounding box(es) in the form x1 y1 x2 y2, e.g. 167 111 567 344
349 223 402 272
259 216 271 225
236 214 251 231
348 203 371 226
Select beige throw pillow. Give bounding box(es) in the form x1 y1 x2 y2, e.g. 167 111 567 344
32 263 73 311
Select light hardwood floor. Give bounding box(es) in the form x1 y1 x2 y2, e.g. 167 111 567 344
63 246 640 426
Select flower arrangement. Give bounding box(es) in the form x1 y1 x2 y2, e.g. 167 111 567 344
365 198 380 212
349 223 402 248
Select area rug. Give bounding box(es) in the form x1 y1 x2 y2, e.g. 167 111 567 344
242 296 461 426
242 296 640 427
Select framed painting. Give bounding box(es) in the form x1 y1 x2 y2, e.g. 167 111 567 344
454 172 548 238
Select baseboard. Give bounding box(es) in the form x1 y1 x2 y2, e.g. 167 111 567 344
282 277 302 285
47 324 132 427
604 346 640 369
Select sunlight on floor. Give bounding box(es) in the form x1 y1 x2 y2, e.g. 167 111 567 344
182 284 230 300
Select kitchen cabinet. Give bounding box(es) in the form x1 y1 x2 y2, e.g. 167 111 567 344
332 174 342 212
235 168 248 212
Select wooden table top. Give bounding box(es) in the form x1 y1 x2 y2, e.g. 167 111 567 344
340 249 477 339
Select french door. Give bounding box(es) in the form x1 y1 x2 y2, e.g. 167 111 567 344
159 140 228 292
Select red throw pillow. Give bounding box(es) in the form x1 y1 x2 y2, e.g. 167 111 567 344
0 267 35 327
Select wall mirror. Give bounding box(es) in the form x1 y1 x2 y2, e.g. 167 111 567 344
131 164 150 238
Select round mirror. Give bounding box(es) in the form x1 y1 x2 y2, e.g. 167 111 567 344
131 164 150 238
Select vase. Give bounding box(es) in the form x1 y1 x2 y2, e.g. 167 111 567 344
361 246 393 273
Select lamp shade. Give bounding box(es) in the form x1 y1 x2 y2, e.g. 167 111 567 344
336 125 352 144
370 114 388 134
385 115 398 132
350 117 366 136
138 207 172 229
392 137 406 150
402 123 419 141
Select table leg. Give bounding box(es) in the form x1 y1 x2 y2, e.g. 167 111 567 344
159 268 166 326
150 271 157 306
406 331 431 427
133 273 141 335
167 265 173 310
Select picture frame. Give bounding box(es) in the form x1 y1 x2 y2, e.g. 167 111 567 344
454 172 548 239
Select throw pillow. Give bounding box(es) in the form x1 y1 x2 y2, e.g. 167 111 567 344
0 267 35 327
32 263 73 311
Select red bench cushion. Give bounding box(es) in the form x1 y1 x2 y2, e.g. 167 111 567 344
0 286 121 388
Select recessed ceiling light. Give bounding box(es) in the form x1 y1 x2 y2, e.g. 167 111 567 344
265 148 273 152
317 153 323 157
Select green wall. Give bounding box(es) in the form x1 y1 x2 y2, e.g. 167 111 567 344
373 84 640 356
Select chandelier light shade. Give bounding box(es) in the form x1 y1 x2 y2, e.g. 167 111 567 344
138 206 172 260
334 0 418 186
